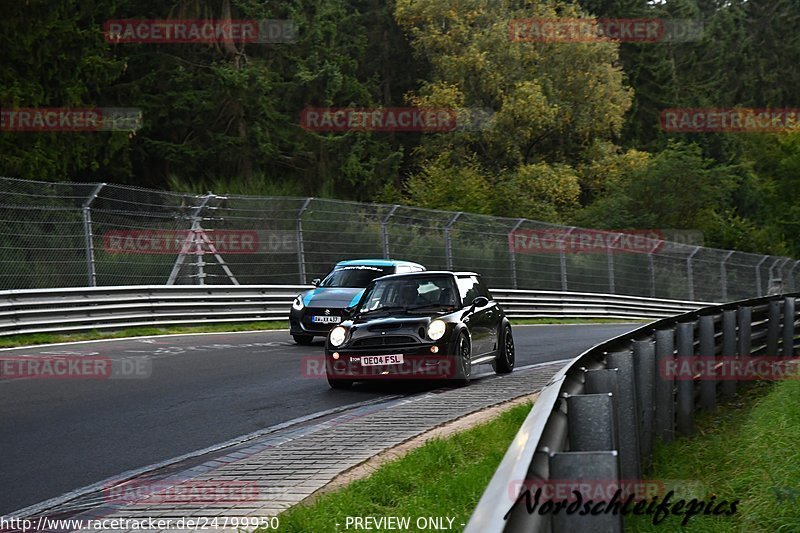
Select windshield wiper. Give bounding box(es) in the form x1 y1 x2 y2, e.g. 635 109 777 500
357 305 408 317
405 304 454 312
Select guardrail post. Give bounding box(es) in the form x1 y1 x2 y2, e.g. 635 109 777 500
381 205 399 259
549 451 623 532
82 183 105 287
605 350 640 481
296 198 312 284
737 306 753 402
720 250 733 301
767 299 782 356
654 329 675 442
567 394 616 451
721 309 737 399
585 368 619 400
508 219 525 289
699 315 716 412
633 340 655 471
784 297 796 357
444 212 462 271
676 322 695 436
738 306 752 358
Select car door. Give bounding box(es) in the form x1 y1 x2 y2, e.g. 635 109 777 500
475 276 500 353
456 275 492 355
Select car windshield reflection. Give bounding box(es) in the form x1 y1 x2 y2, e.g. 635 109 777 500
358 276 459 315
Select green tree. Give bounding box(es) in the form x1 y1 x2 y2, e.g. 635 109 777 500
0 0 130 181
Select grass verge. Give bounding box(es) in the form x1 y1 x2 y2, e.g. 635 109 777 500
0 321 288 348
271 402 533 533
627 379 800 532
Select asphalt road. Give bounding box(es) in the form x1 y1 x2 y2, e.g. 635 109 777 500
0 323 639 514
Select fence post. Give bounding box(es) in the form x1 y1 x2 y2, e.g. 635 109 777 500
508 218 525 289
82 183 105 287
560 227 575 291
789 261 800 292
381 205 399 259
607 234 621 294
768 257 785 287
167 193 213 285
720 250 733 301
686 246 700 301
755 256 768 296
648 251 656 297
444 212 462 271
296 198 313 284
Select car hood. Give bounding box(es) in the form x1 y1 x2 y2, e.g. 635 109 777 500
350 314 444 331
302 287 364 308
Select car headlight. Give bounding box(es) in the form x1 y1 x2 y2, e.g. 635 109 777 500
427 320 446 341
292 296 305 311
329 326 347 347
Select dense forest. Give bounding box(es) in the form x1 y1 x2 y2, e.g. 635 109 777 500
2 0 799 257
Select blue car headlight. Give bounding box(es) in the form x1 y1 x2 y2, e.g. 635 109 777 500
292 295 305 311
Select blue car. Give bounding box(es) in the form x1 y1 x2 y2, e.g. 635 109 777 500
289 259 426 344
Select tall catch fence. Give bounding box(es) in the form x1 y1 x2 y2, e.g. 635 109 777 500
0 176 796 300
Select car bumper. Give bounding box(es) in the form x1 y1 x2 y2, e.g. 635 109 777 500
289 307 346 336
324 342 459 380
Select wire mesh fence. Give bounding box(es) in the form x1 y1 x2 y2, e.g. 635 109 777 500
0 176 796 300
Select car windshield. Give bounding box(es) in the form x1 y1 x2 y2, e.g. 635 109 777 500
319 265 393 288
358 276 459 314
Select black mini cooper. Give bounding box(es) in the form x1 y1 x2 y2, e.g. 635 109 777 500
324 271 515 389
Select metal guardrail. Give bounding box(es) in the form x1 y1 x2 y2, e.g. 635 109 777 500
466 293 799 532
0 286 713 337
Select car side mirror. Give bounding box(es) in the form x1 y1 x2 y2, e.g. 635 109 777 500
312 278 321 287
463 296 489 317
343 305 356 318
472 296 489 308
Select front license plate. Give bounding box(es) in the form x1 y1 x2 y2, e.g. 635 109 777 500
360 354 404 366
312 315 341 324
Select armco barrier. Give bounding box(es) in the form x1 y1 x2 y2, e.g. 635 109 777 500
466 293 799 532
0 286 714 337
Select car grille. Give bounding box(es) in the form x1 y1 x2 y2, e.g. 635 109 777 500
351 335 417 347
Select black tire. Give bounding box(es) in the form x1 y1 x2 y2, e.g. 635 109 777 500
456 332 472 385
495 324 515 374
292 334 314 345
327 377 353 389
